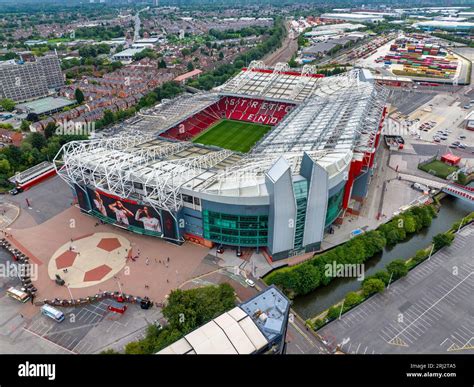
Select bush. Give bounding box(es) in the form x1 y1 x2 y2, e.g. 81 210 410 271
433 233 455 250
327 306 341 320
361 278 385 297
344 292 363 308
363 270 391 286
413 249 428 264
312 318 325 329
386 259 408 280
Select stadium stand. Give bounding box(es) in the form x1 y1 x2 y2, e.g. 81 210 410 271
160 97 295 141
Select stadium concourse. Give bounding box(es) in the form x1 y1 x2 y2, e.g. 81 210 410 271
55 61 389 261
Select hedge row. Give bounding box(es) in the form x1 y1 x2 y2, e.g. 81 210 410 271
264 205 437 297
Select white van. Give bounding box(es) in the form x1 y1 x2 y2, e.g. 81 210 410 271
41 305 65 323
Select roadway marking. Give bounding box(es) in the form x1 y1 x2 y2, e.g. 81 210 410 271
389 272 473 343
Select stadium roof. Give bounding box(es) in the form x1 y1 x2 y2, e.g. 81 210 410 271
55 66 388 213
217 62 326 103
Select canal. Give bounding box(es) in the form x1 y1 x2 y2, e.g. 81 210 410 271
292 196 474 320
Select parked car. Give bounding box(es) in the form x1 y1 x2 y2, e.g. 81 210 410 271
9 187 21 195
245 279 255 287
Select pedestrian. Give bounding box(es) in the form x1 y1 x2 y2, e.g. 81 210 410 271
167 279 169 283
167 257 170 263
20 314 23 318
145 284 149 289
146 257 149 266
159 260 161 264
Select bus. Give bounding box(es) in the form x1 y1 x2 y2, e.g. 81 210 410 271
41 305 65 323
6 287 30 303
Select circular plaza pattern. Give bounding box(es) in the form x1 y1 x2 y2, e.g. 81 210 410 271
48 232 131 289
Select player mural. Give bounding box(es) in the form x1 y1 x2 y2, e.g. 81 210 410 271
73 187 181 240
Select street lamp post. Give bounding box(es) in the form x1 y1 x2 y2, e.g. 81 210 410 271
113 276 123 295
66 284 74 301
387 272 394 289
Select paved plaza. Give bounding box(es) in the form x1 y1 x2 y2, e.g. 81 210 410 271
318 224 474 354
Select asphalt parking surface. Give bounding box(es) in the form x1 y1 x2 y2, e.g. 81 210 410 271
25 299 163 353
26 299 114 352
317 223 474 354
7 176 73 225
387 90 435 116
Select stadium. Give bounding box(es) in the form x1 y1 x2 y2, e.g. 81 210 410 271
55 62 388 261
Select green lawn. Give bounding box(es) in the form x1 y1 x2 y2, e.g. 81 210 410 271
419 160 458 179
192 119 271 153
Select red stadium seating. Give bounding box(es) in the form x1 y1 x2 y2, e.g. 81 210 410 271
159 97 295 141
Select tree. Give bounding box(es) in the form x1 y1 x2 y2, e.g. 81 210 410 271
26 132 46 150
186 61 194 72
433 233 455 250
102 110 115 126
386 259 408 280
44 122 57 139
26 113 39 122
20 120 31 132
123 284 236 354
0 98 15 112
361 278 385 297
0 159 11 175
75 88 85 104
158 59 167 69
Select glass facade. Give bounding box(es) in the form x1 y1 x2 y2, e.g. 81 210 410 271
202 210 268 246
325 187 344 226
293 180 308 249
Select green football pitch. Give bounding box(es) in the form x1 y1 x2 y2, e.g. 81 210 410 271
192 119 272 153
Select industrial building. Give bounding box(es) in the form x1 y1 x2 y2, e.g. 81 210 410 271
413 20 474 31
55 63 388 261
321 13 384 23
157 285 290 354
0 55 64 103
112 48 145 64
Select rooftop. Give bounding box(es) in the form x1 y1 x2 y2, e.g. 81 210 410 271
157 286 289 354
56 66 388 212
16 96 74 115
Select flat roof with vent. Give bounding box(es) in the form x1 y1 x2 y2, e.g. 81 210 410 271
157 285 290 355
